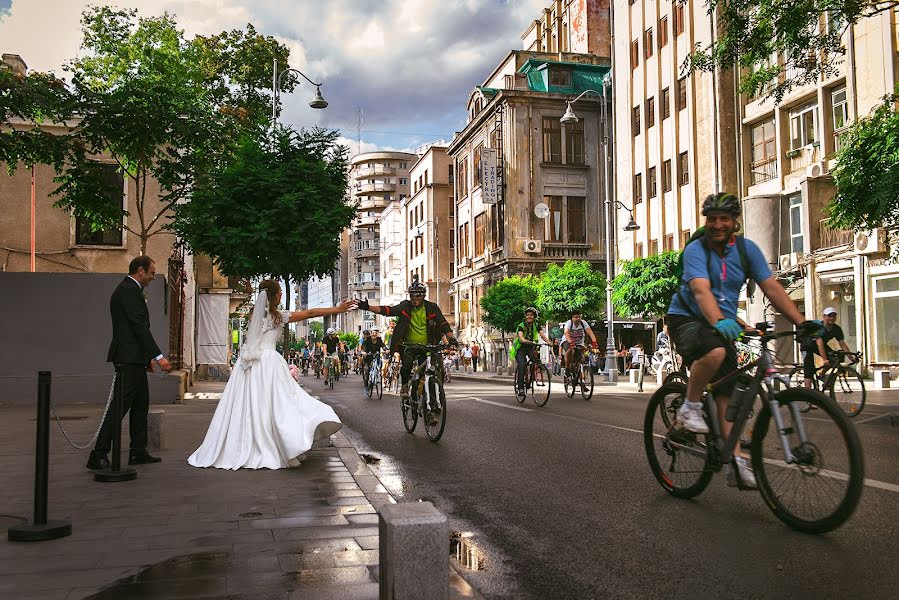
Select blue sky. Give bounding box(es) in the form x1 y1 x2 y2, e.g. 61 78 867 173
0 0 548 153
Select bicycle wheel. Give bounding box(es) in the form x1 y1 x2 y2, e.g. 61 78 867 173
787 366 815 413
644 382 713 498
424 376 447 442
531 364 550 407
515 366 526 403
402 383 418 433
751 388 865 534
664 370 688 386
829 368 865 418
375 372 383 400
564 368 576 398
579 364 594 401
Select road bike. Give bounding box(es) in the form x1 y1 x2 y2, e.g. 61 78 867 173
514 344 551 407
366 355 383 400
780 350 866 417
563 344 594 401
644 323 864 534
401 344 448 442
323 356 340 389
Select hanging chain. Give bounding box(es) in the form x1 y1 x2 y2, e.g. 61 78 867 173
49 373 116 450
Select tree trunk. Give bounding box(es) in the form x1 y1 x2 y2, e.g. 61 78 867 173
282 275 291 359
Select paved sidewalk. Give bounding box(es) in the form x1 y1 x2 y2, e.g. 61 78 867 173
0 380 480 600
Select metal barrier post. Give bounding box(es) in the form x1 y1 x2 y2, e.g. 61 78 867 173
94 364 137 483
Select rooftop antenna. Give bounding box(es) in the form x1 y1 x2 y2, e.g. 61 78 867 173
357 105 363 155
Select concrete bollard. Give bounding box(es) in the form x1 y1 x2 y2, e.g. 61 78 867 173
379 502 448 600
656 369 665 387
629 369 641 384
496 366 504 376
147 409 165 451
873 370 891 389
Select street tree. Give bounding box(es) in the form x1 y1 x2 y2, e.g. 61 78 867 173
308 321 324 342
536 260 606 324
685 0 898 103
480 275 540 334
339 332 360 350
173 127 354 355
828 86 899 254
611 252 680 321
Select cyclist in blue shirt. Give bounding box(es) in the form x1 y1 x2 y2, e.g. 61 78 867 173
667 193 814 489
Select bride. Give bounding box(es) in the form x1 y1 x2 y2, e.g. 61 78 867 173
188 279 353 470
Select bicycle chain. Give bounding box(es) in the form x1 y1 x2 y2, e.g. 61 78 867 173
49 372 116 450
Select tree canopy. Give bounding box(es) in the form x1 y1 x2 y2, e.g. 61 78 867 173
611 252 680 320
479 275 540 334
536 260 606 323
339 332 360 350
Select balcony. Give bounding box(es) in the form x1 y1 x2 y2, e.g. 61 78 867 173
354 241 380 257
749 157 778 185
357 196 392 211
543 243 591 259
833 128 850 155
350 278 380 291
786 144 819 174
818 219 853 250
354 214 380 228
355 165 396 179
356 182 396 195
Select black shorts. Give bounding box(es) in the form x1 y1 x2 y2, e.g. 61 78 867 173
667 314 738 396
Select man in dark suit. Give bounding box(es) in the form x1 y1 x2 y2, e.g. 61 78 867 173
87 256 172 471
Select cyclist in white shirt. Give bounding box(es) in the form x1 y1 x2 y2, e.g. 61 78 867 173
562 310 598 374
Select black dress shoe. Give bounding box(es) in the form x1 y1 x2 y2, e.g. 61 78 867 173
128 452 162 465
86 454 110 471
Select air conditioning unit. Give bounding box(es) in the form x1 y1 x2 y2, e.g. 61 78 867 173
523 239 543 254
805 161 828 178
459 257 471 267
854 229 884 255
778 252 803 270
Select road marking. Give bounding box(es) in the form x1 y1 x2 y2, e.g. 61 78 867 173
470 397 532 412
534 410 645 435
854 412 896 425
761 457 899 493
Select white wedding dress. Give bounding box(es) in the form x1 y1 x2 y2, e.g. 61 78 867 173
188 306 341 470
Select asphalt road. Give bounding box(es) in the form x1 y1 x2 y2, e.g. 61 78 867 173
306 372 899 600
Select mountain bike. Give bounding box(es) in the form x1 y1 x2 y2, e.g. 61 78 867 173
780 350 866 417
401 344 448 442
563 344 594 401
644 323 864 534
385 355 400 394
366 355 383 400
514 344 551 407
313 356 323 379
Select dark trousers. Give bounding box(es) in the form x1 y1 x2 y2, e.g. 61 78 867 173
93 363 149 455
515 351 530 388
472 356 479 371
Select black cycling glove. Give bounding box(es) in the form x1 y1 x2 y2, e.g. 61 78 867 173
357 298 370 311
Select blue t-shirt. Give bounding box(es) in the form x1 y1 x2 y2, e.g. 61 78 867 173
668 236 772 320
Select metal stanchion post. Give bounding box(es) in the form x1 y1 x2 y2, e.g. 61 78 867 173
94 364 137 483
8 372 72 542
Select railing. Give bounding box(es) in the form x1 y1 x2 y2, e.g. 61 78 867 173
833 128 850 154
543 243 591 258
787 144 819 174
356 182 396 195
354 242 380 252
356 165 396 178
749 157 778 185
818 219 854 249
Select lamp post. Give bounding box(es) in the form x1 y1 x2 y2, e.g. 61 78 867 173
561 79 640 382
271 59 328 123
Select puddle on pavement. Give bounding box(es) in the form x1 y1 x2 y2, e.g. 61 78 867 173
359 453 381 465
450 531 487 571
82 551 237 598
238 512 264 518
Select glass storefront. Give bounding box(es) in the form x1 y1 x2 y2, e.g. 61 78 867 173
873 275 899 363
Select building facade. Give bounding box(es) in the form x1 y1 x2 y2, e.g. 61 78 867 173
378 199 406 312
521 0 611 57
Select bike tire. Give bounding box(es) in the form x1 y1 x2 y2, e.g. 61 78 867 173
532 364 550 407
644 382 713 498
402 385 418 433
515 368 526 403
564 370 576 398
786 365 814 412
752 388 865 534
366 378 373 398
424 376 447 442
663 370 688 386
580 364 594 401
829 367 865 418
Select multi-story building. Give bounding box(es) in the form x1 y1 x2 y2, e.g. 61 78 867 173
344 151 414 334
406 145 454 322
521 0 611 56
448 49 611 367
378 199 406 312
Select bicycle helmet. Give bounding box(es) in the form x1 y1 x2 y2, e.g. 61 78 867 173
524 307 539 317
701 193 740 217
408 276 427 296
326 327 336 335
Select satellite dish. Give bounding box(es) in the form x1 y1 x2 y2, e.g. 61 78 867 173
534 202 550 219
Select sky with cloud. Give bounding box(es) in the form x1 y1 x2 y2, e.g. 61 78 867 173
0 0 548 153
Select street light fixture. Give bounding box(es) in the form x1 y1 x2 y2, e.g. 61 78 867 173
561 76 639 383
271 59 328 122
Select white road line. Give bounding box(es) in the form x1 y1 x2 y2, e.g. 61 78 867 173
761 458 899 493
470 397 533 412
854 412 896 425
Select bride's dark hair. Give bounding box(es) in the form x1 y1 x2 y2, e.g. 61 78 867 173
259 279 283 326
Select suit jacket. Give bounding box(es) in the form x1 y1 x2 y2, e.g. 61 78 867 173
107 277 162 365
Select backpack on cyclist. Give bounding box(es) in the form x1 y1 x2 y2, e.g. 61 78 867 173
674 227 757 302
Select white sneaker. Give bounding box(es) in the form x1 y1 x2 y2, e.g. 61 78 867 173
675 402 709 433
727 456 758 489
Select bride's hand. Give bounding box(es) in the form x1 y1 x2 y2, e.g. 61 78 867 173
337 299 356 312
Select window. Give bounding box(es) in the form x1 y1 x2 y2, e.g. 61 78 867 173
677 77 687 111
474 212 487 255
473 143 483 185
873 275 899 362
674 4 685 36
678 151 689 185
682 229 692 247
549 66 572 87
789 194 804 253
664 234 674 251
399 177 408 185
635 242 644 258
662 159 672 192
542 117 562 163
662 87 670 120
631 39 639 70
75 164 124 246
457 156 469 198
750 119 777 184
832 87 849 131
633 106 641 136
449 261 454 280
644 29 654 59
448 164 454 181
646 96 655 128
650 239 659 255
545 195 563 242
449 197 455 218
659 16 669 48
634 173 643 204
789 104 818 149
424 170 429 185
491 125 502 149
648 166 657 199
564 119 585 165
449 229 455 249
459 222 470 258
568 196 586 243
490 202 505 248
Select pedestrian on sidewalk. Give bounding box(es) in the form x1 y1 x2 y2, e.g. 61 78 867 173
87 256 173 472
471 341 480 371
462 344 472 369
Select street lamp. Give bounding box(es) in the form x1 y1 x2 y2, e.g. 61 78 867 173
271 59 328 123
561 77 640 383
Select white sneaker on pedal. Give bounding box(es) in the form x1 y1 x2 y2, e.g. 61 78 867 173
727 456 758 490
674 402 709 433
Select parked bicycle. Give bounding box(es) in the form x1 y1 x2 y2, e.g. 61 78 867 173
366 354 383 400
563 344 594 401
515 344 551 407
401 344 448 442
644 323 864 534
780 350 866 417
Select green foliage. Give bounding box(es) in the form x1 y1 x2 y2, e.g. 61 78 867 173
685 0 896 103
308 321 324 342
612 252 680 320
479 275 540 333
828 86 899 254
536 260 606 323
173 127 353 281
339 332 360 349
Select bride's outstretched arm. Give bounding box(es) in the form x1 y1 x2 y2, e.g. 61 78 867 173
286 299 356 323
